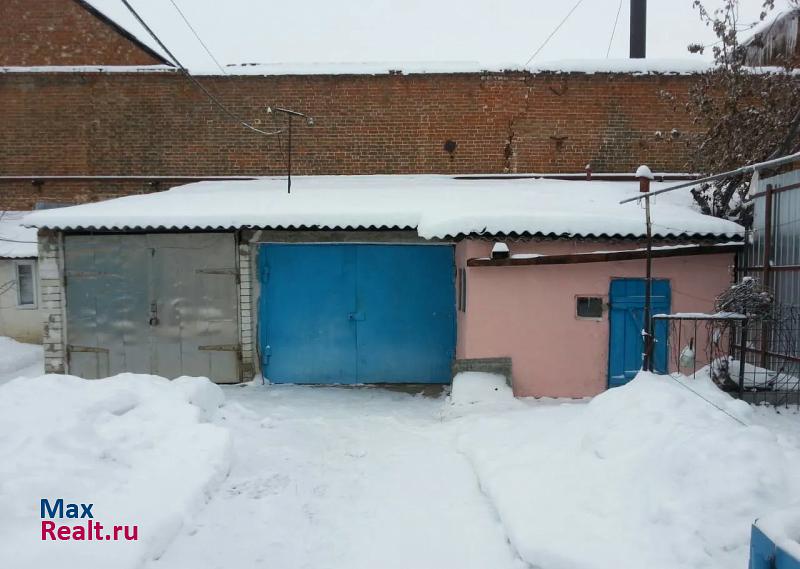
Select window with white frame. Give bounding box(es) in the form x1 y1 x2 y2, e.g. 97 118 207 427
15 261 36 307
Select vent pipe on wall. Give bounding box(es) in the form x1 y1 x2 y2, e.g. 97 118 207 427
630 0 647 58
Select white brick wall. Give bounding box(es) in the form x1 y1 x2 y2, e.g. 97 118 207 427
238 240 255 379
38 229 66 374
39 230 255 381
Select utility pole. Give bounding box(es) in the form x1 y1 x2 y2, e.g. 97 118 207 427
288 115 293 193
638 165 655 371
630 0 647 58
267 107 315 194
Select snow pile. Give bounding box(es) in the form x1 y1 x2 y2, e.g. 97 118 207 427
0 374 231 569
446 372 520 416
757 506 800 560
0 336 42 381
456 372 800 569
710 357 800 391
25 175 744 240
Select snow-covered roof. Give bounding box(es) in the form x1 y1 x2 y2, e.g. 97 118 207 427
0 60 715 78
0 212 38 258
6 60 791 78
218 59 712 77
0 65 177 74
742 8 799 46
528 59 713 75
24 175 744 241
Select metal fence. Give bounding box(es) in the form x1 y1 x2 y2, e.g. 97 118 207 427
654 312 800 408
741 168 800 308
647 167 800 409
736 167 800 408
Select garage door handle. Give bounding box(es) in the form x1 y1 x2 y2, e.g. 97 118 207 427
347 312 365 321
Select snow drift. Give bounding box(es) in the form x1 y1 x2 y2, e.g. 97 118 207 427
0 337 42 381
0 373 231 569
445 371 522 417
456 372 800 569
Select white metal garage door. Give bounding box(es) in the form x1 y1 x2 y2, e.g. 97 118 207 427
63 233 239 382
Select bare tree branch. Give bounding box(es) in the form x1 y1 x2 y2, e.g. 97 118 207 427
686 0 800 223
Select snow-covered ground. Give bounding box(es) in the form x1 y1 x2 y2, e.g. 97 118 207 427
454 372 800 569
1 339 799 569
151 385 523 569
0 373 231 569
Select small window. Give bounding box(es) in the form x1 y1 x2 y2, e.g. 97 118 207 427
15 262 36 307
576 296 603 319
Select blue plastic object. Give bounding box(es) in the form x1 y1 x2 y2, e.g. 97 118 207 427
750 523 800 569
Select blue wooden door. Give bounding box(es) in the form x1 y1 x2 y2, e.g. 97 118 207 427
355 245 455 382
258 244 358 384
608 278 670 388
258 244 455 384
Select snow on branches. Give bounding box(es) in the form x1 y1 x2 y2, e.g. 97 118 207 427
715 276 774 316
681 0 800 225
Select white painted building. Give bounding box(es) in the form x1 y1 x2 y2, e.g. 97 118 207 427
0 212 42 343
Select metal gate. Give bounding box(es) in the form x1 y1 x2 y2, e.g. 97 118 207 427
258 243 456 384
64 233 240 381
738 167 800 407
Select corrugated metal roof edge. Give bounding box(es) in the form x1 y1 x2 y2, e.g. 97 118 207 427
32 222 745 241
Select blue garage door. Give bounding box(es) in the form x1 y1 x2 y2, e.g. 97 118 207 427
258 244 455 384
608 278 670 388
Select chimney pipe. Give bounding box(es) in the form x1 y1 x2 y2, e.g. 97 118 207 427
630 0 647 59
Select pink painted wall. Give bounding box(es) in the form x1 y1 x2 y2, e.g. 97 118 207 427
455 239 734 398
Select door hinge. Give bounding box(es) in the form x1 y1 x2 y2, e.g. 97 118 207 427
196 268 238 277
67 345 109 353
198 343 241 352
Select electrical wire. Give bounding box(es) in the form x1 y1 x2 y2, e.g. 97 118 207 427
0 211 36 244
606 0 624 58
524 0 586 66
119 0 282 137
666 373 748 426
168 0 227 75
0 279 16 297
0 238 37 244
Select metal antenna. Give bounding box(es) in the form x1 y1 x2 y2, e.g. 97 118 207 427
268 108 315 193
637 166 655 371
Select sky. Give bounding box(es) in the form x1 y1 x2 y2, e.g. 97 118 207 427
86 0 795 74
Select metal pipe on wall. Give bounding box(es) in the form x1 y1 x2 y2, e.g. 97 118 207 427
630 0 647 59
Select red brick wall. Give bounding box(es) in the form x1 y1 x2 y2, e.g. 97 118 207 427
0 71 698 209
0 0 163 66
